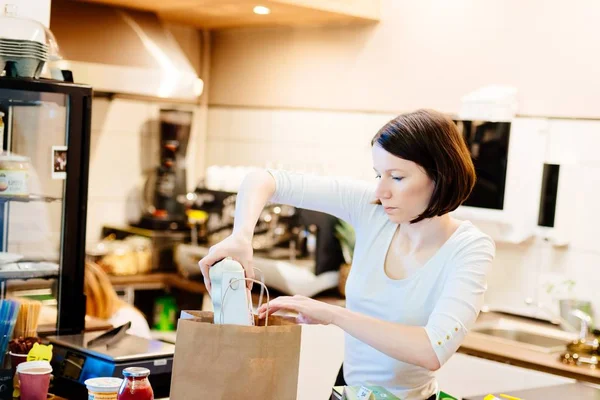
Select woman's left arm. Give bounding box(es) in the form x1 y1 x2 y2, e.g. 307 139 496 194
259 235 495 371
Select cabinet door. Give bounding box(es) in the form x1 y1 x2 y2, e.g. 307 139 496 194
436 353 573 398
0 89 68 272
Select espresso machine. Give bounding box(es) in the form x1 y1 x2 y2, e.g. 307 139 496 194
138 109 192 231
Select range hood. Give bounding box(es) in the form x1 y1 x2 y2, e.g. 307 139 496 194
49 0 203 101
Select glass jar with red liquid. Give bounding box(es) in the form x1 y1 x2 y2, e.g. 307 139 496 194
117 367 154 400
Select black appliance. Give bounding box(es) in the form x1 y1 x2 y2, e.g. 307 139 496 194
189 187 345 276
454 120 511 210
138 109 192 231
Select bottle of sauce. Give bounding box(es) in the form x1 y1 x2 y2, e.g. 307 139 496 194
117 367 154 400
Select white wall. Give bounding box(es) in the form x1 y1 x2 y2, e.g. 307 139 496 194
1 0 51 27
210 0 600 119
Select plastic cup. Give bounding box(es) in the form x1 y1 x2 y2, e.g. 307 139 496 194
84 377 123 400
9 351 28 370
17 361 52 400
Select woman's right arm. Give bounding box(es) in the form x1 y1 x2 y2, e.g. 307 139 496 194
198 169 276 291
199 168 374 291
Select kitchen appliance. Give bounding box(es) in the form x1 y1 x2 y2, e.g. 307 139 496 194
137 109 192 231
455 120 511 211
50 0 203 101
47 324 175 399
210 258 254 326
451 118 548 243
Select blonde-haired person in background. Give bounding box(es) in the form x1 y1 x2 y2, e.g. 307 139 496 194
84 261 151 339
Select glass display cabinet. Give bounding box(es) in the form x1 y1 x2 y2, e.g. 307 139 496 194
0 78 92 335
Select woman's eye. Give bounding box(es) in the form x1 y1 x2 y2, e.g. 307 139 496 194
392 177 404 181
375 175 381 179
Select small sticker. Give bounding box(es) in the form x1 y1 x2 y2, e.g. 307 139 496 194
52 146 67 180
154 359 167 366
356 386 374 399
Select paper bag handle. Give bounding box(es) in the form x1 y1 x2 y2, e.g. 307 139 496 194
253 267 265 314
221 278 271 327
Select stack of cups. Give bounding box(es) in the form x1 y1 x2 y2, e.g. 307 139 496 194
8 351 27 370
16 361 52 400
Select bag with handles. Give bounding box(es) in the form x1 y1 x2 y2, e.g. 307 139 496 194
169 310 302 400
171 263 344 400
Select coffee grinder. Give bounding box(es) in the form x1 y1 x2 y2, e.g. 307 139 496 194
138 109 192 231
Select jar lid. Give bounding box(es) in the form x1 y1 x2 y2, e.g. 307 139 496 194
84 377 123 393
123 367 150 378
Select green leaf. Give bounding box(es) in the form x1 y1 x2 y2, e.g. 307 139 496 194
335 219 355 265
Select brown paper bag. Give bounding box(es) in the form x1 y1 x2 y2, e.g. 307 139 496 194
169 310 302 400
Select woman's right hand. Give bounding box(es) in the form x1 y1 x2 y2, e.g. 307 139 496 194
198 233 255 293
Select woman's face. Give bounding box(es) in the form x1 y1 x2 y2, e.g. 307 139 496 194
372 144 435 224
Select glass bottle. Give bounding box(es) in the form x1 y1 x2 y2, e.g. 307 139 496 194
117 367 154 400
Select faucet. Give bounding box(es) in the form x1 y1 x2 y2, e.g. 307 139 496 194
524 298 579 333
570 309 592 341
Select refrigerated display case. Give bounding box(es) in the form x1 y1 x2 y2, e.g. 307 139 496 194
0 77 92 335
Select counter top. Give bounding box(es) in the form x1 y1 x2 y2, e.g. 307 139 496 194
465 382 600 400
458 312 600 385
108 273 600 384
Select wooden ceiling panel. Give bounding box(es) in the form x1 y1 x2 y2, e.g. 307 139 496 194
76 0 380 29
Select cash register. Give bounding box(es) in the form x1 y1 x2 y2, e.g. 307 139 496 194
46 323 175 399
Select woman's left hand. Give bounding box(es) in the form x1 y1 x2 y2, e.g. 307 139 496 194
258 295 337 325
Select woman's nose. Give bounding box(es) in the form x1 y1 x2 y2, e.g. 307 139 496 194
375 179 391 200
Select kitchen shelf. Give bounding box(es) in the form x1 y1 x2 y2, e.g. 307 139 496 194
0 263 59 281
0 194 62 204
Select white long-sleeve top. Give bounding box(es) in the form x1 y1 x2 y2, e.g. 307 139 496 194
268 169 495 400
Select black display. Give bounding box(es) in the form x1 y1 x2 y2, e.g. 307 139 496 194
62 352 85 381
454 120 511 210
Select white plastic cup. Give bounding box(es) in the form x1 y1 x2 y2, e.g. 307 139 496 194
84 377 123 400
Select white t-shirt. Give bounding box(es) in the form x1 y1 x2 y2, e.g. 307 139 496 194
268 170 495 400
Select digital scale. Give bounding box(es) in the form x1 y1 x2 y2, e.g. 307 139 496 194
46 323 175 399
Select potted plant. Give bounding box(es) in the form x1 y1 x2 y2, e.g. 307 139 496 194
335 220 355 297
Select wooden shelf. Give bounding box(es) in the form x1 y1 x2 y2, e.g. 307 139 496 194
108 272 208 294
80 0 380 29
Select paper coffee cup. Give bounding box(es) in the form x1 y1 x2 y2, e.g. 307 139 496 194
17 361 52 400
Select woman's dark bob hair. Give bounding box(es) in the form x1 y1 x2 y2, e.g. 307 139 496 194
371 109 476 224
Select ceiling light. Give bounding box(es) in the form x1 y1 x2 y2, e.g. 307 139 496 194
253 5 271 15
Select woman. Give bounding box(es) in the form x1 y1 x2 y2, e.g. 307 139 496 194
199 109 495 399
84 261 151 339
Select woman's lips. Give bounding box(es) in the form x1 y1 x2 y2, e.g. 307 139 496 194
384 206 397 213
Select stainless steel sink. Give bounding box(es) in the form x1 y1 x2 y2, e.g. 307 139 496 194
473 328 570 352
471 317 577 353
